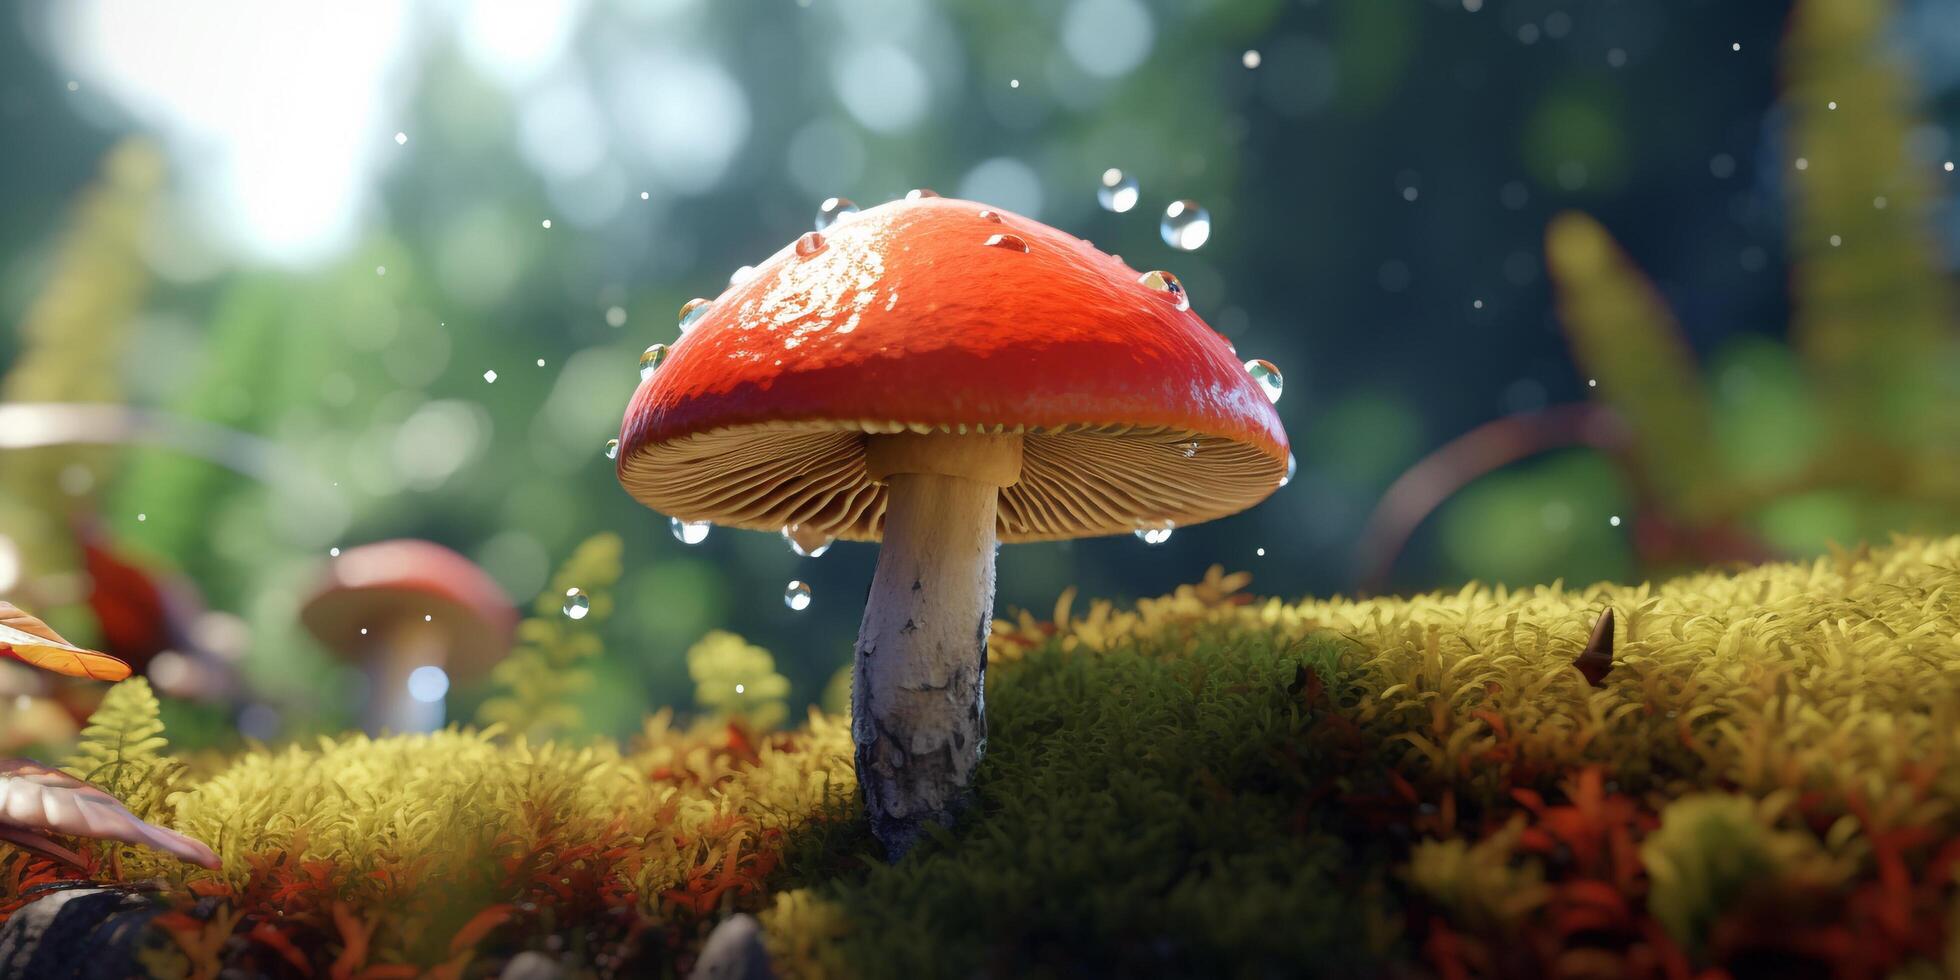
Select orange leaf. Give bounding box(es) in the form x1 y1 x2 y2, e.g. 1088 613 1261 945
447 903 513 956
0 601 131 680
249 923 315 977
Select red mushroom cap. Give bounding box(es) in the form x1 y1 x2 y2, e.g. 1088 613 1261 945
617 196 1289 542
299 540 517 682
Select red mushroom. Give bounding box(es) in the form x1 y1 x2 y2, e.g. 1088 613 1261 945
616 196 1290 854
300 540 517 735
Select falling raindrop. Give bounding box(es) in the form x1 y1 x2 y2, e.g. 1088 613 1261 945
1279 452 1298 488
639 344 669 381
905 188 940 200
562 588 590 620
1161 200 1212 251
816 197 859 231
1134 522 1175 546
1245 359 1283 403
782 525 834 558
1138 270 1190 311
983 233 1029 252
679 298 710 331
1097 169 1139 213
483 370 498 384
671 518 711 545
604 439 620 460
784 580 813 611
795 231 828 257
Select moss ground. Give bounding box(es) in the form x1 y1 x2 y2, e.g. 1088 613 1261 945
4 536 1959 978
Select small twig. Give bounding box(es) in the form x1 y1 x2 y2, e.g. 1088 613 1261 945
1573 608 1615 687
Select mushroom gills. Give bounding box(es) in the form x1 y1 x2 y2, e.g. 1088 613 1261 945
853 432 1022 856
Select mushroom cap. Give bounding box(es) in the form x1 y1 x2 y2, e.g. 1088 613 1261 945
617 196 1290 543
299 540 517 682
0 758 220 868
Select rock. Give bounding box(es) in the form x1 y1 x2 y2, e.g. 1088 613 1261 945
0 885 163 980
499 950 567 980
688 913 774 980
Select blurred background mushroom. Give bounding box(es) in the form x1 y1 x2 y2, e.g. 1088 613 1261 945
300 540 516 734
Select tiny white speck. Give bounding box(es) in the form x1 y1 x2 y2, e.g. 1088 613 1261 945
330 547 341 557
483 370 498 383
541 219 552 229
1462 0 1482 10
360 628 369 635
1794 157 1809 171
1829 234 1842 246
1609 515 1622 527
394 131 407 145
1827 101 1837 110
640 191 650 200
1256 547 1266 556
1946 161 1956 172
536 358 546 367
424 614 433 622
735 683 746 694
65 80 79 92
1009 78 1020 88
136 513 146 522
1402 186 1419 202
1588 378 1598 388
375 265 386 276
1472 299 1484 309
1731 42 1741 51
1242 50 1261 69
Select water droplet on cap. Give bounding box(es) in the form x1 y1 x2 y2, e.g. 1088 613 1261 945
1279 451 1297 488
604 439 619 460
983 233 1029 252
678 298 710 331
784 580 813 610
671 518 711 545
729 265 757 288
795 231 827 257
562 588 590 620
1245 359 1283 403
816 197 859 230
905 188 940 200
1161 200 1212 251
1097 169 1139 213
978 209 1004 223
1138 270 1190 311
1134 521 1175 545
639 344 669 380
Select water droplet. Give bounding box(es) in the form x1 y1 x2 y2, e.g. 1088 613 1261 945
1097 168 1139 213
1138 270 1190 311
136 512 147 522
670 518 711 545
483 369 498 383
536 358 546 367
1609 515 1622 527
784 580 813 611
1134 522 1175 546
562 589 590 620
604 439 619 460
330 547 341 557
795 231 827 257
1181 442 1198 459
639 344 669 380
816 197 858 230
394 131 408 145
1256 547 1266 556
541 219 553 229
1244 359 1283 403
1241 50 1262 69
983 233 1029 253
1279 452 1297 488
729 265 757 288
905 188 940 200
678 298 710 331
1161 200 1212 251
978 209 1004 223
735 683 746 694
782 525 834 558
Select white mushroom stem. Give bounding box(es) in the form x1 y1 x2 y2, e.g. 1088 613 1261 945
854 432 1023 857
362 619 447 735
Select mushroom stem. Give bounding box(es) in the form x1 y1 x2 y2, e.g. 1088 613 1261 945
854 432 1022 857
362 621 446 735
